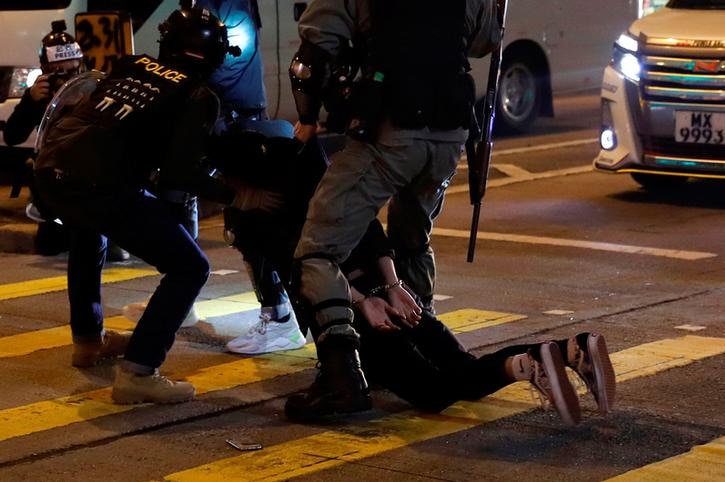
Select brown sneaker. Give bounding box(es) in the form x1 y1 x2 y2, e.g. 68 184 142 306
72 330 132 367
567 333 617 414
111 368 195 404
521 342 582 426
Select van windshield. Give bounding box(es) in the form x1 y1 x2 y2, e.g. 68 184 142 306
667 0 725 8
1 1 72 10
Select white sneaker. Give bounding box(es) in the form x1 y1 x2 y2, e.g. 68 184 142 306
226 308 306 354
122 300 200 328
25 203 45 223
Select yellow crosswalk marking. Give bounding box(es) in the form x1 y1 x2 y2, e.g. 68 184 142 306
0 293 261 359
0 303 517 361
160 336 725 482
194 292 259 319
0 309 524 442
0 268 157 301
604 436 725 482
0 346 317 443
440 308 526 333
0 316 135 359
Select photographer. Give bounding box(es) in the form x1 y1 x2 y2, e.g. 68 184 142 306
3 19 128 260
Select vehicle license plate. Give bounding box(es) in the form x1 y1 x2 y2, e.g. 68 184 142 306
675 111 725 144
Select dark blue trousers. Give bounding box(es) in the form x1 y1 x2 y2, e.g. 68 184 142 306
35 169 210 371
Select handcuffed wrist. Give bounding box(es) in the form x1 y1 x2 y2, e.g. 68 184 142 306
367 279 404 298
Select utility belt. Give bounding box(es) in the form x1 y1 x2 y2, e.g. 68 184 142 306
344 72 475 139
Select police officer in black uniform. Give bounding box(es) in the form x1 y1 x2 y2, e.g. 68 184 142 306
284 0 502 420
33 4 281 404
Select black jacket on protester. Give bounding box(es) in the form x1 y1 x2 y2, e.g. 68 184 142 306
340 219 521 413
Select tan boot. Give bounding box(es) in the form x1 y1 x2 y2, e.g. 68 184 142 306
72 330 132 367
111 368 195 404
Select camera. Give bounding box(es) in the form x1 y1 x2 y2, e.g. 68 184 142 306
47 71 71 92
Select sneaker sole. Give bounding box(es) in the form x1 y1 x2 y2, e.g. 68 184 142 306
541 342 582 426
587 333 617 415
227 332 307 355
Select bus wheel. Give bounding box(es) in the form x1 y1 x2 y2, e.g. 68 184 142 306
496 56 542 134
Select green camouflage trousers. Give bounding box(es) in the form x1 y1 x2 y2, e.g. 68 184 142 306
294 133 463 342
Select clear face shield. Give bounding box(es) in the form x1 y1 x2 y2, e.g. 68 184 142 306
35 70 106 154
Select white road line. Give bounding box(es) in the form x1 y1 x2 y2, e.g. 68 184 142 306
431 227 717 260
447 165 592 194
458 138 598 170
492 164 533 177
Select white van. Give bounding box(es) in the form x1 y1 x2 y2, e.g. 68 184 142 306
470 0 640 132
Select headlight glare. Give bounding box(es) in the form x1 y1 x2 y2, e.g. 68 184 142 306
615 33 639 53
613 49 640 83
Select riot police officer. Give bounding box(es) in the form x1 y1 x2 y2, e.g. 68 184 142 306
33 5 281 404
285 0 502 420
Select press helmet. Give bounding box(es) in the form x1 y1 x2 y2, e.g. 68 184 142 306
158 1 240 77
39 20 84 73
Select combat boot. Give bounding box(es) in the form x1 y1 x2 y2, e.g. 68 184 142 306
111 368 195 404
72 330 132 367
285 338 372 421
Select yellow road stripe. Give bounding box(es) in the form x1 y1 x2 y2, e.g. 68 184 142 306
0 346 317 443
605 436 725 482
0 302 515 360
0 292 261 359
0 308 524 442
194 292 259 319
439 308 526 333
0 316 135 359
161 335 725 482
165 404 522 482
0 268 157 301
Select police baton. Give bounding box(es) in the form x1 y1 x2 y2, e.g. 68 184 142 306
465 0 508 263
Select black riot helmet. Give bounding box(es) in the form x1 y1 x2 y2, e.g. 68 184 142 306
158 1 241 78
39 20 84 73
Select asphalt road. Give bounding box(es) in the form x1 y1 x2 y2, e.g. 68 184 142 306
0 92 723 482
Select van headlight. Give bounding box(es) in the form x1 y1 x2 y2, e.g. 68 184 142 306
612 33 640 83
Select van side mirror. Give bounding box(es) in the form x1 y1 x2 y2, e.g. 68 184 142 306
293 2 307 21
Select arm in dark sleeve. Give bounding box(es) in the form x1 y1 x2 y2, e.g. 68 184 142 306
3 90 47 146
290 0 357 124
290 40 334 124
467 0 502 59
160 86 235 205
342 218 395 275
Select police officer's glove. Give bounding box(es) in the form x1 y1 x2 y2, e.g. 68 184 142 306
229 181 284 213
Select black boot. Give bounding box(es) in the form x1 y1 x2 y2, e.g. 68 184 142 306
285 337 372 421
